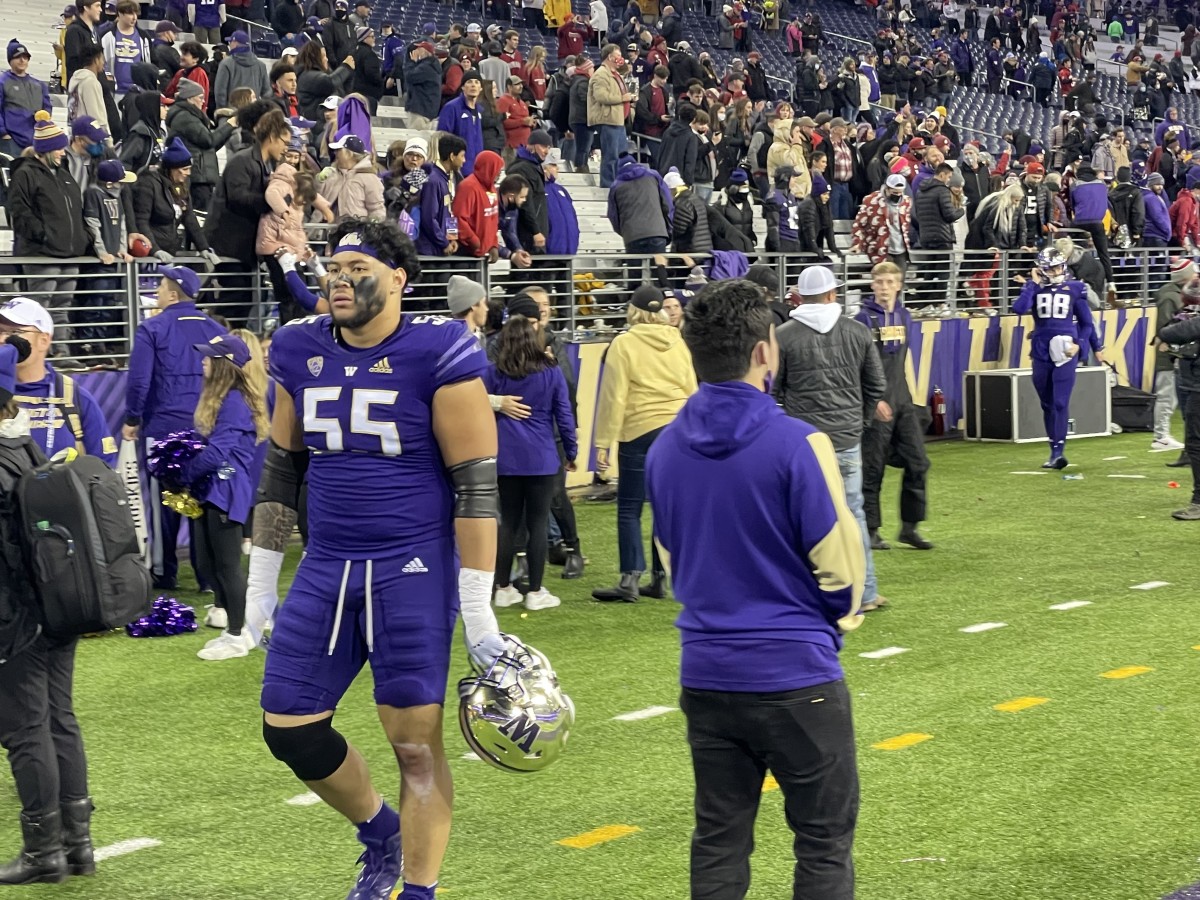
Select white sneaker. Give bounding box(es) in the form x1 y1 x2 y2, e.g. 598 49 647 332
1151 437 1185 451
494 585 524 608
197 630 253 660
204 605 228 629
524 588 562 611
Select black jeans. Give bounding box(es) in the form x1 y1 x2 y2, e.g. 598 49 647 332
862 402 930 531
194 504 248 633
497 474 557 592
1185 389 1200 504
618 427 665 574
0 635 89 816
681 679 859 900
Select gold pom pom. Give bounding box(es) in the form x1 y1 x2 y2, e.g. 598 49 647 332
34 109 52 123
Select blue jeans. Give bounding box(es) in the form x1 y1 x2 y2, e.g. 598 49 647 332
835 445 877 603
830 182 853 221
569 122 592 169
617 426 665 574
597 124 627 188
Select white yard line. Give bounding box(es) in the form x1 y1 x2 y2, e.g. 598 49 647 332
1102 456 1128 461
612 706 678 722
1108 474 1147 479
285 792 322 807
94 838 162 861
959 622 1007 633
1048 600 1093 610
1131 581 1170 590
1010 471 1049 475
859 647 910 659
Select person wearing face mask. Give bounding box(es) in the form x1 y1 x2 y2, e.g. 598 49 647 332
7 113 93 338
646 279 863 900
63 117 112 196
709 169 756 252
849 173 912 271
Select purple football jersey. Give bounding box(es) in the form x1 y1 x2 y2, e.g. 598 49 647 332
271 314 488 559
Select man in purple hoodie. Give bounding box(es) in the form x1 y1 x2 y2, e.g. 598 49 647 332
854 261 932 551
1069 164 1113 286
647 278 863 900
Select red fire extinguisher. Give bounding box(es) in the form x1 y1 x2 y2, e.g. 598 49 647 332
931 386 946 436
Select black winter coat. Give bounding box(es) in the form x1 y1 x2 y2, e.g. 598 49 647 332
913 177 962 248
656 121 700 185
1159 313 1200 392
204 145 273 262
0 437 45 666
166 102 235 187
507 155 549 249
403 56 443 121
671 188 713 253
1109 182 1146 236
134 169 210 255
273 0 305 39
959 162 991 220
296 65 353 123
352 44 385 107
7 156 90 258
773 315 887 451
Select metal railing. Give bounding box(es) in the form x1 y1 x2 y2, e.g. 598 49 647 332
0 242 1170 365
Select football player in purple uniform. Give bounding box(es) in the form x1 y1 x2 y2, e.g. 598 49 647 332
258 218 505 900
1013 248 1110 469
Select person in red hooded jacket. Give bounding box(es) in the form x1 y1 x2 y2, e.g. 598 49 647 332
452 149 505 260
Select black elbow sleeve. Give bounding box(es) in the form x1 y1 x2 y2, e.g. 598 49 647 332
448 457 499 519
256 440 309 510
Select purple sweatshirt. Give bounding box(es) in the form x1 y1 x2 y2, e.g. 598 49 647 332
485 364 577 475
646 381 864 692
181 388 259 525
1142 186 1172 242
1070 178 1109 224
124 301 226 438
415 162 454 256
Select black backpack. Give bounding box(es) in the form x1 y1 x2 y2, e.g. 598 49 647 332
0 449 151 637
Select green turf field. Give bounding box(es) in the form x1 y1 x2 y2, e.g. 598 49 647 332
2 429 1199 900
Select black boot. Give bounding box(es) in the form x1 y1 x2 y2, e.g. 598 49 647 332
561 542 585 580
0 811 68 885
592 571 641 603
511 552 530 593
61 799 95 877
869 528 891 550
1167 453 1190 468
547 541 568 566
898 523 934 550
639 571 667 599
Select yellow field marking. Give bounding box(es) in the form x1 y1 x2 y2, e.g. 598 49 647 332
1192 645 1200 651
762 775 779 793
1100 665 1153 679
556 825 641 850
993 697 1050 713
872 733 933 751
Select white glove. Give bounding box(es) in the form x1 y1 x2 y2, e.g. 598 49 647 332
277 251 298 274
201 249 221 267
459 567 505 669
153 250 172 263
306 255 327 278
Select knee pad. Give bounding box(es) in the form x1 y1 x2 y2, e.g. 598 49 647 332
263 717 348 782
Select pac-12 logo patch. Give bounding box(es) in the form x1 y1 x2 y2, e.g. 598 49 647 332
307 356 324 377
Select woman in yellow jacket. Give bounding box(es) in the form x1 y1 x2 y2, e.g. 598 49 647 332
592 283 697 603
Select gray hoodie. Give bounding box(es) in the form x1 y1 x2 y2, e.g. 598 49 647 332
214 49 271 108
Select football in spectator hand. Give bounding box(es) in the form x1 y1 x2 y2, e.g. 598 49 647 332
130 237 153 258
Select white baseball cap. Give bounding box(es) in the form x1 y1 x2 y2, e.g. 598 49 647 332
320 95 340 110
794 266 843 296
885 173 908 191
0 297 54 335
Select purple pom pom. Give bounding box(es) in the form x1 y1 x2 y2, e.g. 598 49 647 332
126 595 199 637
146 431 209 493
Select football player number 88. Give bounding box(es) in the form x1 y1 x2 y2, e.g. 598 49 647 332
1036 293 1071 320
303 387 403 455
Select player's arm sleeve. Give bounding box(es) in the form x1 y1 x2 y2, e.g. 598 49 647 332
1074 289 1102 353
79 389 118 465
284 269 322 312
124 324 154 426
1011 279 1037 315
432 378 499 568
593 338 629 449
790 431 865 634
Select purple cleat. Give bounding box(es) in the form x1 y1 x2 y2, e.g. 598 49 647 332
346 830 402 900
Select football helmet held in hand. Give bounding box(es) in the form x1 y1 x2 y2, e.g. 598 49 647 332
458 636 574 774
1036 248 1069 285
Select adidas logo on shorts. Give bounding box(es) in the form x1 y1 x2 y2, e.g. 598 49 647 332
402 557 429 574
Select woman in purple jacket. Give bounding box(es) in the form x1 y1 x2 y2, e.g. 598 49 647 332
487 303 578 612
185 333 269 661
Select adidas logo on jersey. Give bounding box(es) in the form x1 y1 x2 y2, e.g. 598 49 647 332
402 558 429 574
369 357 393 374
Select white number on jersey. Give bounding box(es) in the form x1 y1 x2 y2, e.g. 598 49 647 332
302 387 402 456
1035 292 1071 320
